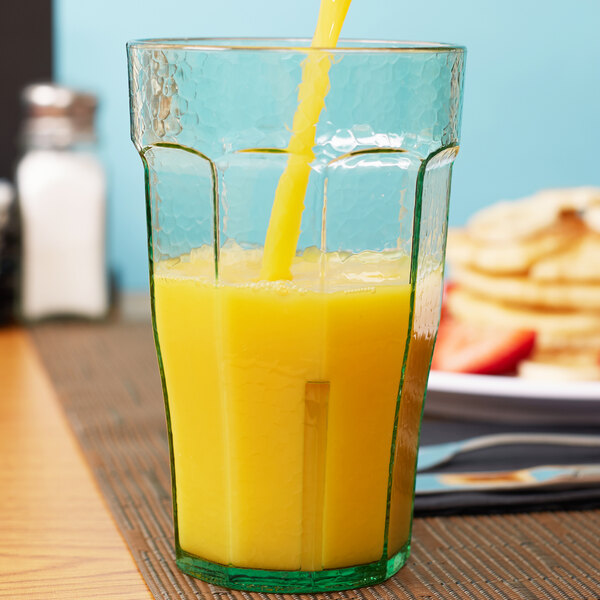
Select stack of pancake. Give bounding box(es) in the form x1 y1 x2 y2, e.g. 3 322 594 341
445 187 600 380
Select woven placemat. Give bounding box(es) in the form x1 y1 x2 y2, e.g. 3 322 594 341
30 320 600 600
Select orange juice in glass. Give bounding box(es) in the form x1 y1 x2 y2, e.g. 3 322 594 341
128 34 465 592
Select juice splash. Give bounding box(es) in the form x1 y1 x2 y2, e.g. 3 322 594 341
260 0 352 281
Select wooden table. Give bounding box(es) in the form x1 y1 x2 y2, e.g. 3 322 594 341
0 329 152 599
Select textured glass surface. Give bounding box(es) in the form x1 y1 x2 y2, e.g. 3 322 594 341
128 38 464 592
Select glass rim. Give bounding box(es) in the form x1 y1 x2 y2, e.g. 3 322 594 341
127 37 465 53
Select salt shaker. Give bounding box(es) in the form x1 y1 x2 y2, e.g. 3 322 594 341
16 83 108 319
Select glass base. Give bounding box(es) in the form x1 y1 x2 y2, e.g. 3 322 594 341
176 544 410 593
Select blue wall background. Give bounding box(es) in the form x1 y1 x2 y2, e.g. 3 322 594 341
54 0 600 290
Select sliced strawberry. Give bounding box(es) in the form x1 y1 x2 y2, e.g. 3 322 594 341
431 317 536 375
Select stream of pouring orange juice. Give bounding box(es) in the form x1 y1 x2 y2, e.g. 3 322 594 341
153 0 421 573
260 0 351 281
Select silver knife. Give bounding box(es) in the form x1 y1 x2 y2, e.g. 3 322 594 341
417 433 600 472
415 464 600 494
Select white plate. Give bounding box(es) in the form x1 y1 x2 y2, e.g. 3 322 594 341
425 371 600 425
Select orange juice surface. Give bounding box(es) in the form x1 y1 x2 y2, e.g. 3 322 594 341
154 247 415 571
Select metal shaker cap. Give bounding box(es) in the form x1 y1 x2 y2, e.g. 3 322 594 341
21 83 98 148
